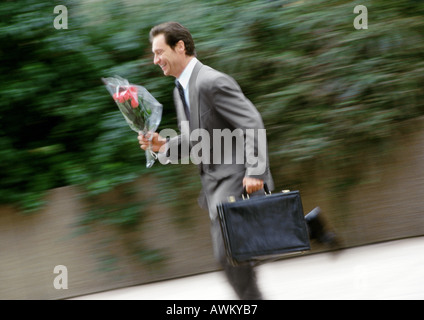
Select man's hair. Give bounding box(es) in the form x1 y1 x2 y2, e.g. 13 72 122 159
149 22 196 56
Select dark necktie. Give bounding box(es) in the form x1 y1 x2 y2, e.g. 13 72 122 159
176 81 190 121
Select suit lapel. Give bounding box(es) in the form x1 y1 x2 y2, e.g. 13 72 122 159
188 61 203 132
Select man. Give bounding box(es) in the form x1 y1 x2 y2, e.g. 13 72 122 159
139 21 272 299
139 22 338 299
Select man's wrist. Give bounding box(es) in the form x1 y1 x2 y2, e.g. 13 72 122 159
158 137 170 154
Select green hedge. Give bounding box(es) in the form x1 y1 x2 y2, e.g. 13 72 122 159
1 0 423 213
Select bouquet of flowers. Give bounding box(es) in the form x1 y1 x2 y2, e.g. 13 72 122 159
102 75 163 168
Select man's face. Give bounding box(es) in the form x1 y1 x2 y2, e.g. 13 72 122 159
152 34 185 78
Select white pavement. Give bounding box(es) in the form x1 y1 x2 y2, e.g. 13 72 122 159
71 236 424 300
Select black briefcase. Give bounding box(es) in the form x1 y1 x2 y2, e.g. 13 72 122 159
217 186 310 265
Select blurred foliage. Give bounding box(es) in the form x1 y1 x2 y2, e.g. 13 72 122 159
0 0 423 218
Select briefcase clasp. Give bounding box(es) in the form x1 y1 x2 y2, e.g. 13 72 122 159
227 196 236 203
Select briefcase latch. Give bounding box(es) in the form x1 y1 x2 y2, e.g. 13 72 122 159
282 189 290 193
227 196 236 203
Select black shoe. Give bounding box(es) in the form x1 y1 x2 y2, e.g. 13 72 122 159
305 207 341 250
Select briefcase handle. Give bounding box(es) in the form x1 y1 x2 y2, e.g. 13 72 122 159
242 183 271 199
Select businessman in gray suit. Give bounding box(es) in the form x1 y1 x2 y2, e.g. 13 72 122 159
139 21 273 299
139 21 340 299
139 20 342 300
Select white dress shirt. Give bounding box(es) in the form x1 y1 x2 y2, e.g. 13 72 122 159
176 57 198 110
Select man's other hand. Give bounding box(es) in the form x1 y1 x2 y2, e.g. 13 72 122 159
243 177 264 194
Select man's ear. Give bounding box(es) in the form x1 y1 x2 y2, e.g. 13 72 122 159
176 40 185 54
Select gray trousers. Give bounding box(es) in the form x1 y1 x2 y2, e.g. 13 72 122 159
201 170 263 300
210 218 263 300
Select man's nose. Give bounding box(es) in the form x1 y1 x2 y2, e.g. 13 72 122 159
153 54 160 65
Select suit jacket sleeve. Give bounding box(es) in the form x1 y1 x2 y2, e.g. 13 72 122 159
208 74 270 180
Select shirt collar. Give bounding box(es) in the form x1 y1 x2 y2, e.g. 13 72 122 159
177 57 198 90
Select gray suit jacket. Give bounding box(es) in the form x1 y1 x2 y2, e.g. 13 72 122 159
159 60 274 217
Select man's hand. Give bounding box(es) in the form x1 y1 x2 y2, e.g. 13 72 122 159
138 132 166 153
243 177 264 194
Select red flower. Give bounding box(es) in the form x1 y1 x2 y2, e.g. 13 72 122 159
113 86 139 108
